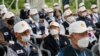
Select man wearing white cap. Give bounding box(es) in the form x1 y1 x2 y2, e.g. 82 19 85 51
0 11 16 44
0 4 8 14
43 21 70 56
46 8 55 24
62 9 76 35
79 2 85 8
29 9 48 45
39 4 48 20
77 6 95 29
59 21 93 56
90 4 100 25
0 4 8 29
20 3 30 20
29 9 39 23
10 21 39 56
64 4 70 12
53 3 60 10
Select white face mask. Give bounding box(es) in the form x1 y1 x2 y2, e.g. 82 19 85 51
82 12 87 17
22 35 31 42
49 13 53 17
93 9 98 13
77 37 89 48
33 14 39 22
66 16 75 23
50 29 59 35
54 6 60 9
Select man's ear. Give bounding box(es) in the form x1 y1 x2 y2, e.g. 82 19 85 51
58 28 60 31
68 33 75 39
64 16 66 20
14 33 21 39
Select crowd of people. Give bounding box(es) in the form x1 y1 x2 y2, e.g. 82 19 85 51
0 2 100 56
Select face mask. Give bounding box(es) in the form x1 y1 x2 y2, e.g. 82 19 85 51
33 14 39 22
54 6 60 9
66 16 75 23
49 13 53 17
93 9 98 13
82 12 87 17
22 35 31 42
50 29 59 35
77 37 89 48
7 18 15 25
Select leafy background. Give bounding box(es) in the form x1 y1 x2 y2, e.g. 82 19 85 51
0 0 98 14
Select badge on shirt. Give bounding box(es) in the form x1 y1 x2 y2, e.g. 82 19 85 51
9 40 15 44
37 30 42 35
4 32 9 35
66 27 69 30
64 41 67 45
16 49 24 54
32 25 36 28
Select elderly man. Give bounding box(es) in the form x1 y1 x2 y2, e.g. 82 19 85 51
77 6 95 29
90 4 100 37
9 21 40 56
0 11 16 44
90 4 100 24
63 4 70 12
43 21 70 56
62 9 76 35
59 21 94 56
20 3 30 20
46 8 55 24
27 9 48 45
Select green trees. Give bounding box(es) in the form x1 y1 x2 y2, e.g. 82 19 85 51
0 0 98 14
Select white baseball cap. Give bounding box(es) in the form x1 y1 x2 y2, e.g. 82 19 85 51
64 9 72 17
47 8 53 13
24 3 30 9
30 9 38 15
79 2 85 7
53 3 60 9
0 4 6 9
64 4 70 9
14 21 31 33
91 4 97 9
42 4 49 12
2 11 15 20
49 21 60 27
78 6 86 12
42 4 48 9
0 4 8 14
53 3 59 7
69 21 88 35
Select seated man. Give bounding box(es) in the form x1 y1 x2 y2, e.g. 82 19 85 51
10 21 40 56
59 21 94 56
43 21 70 56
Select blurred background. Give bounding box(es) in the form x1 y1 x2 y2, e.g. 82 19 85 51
0 0 99 14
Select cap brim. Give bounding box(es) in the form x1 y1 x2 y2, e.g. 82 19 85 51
16 27 31 33
74 28 88 34
48 25 59 28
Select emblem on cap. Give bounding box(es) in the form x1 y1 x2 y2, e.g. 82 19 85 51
81 23 85 28
21 24 25 27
